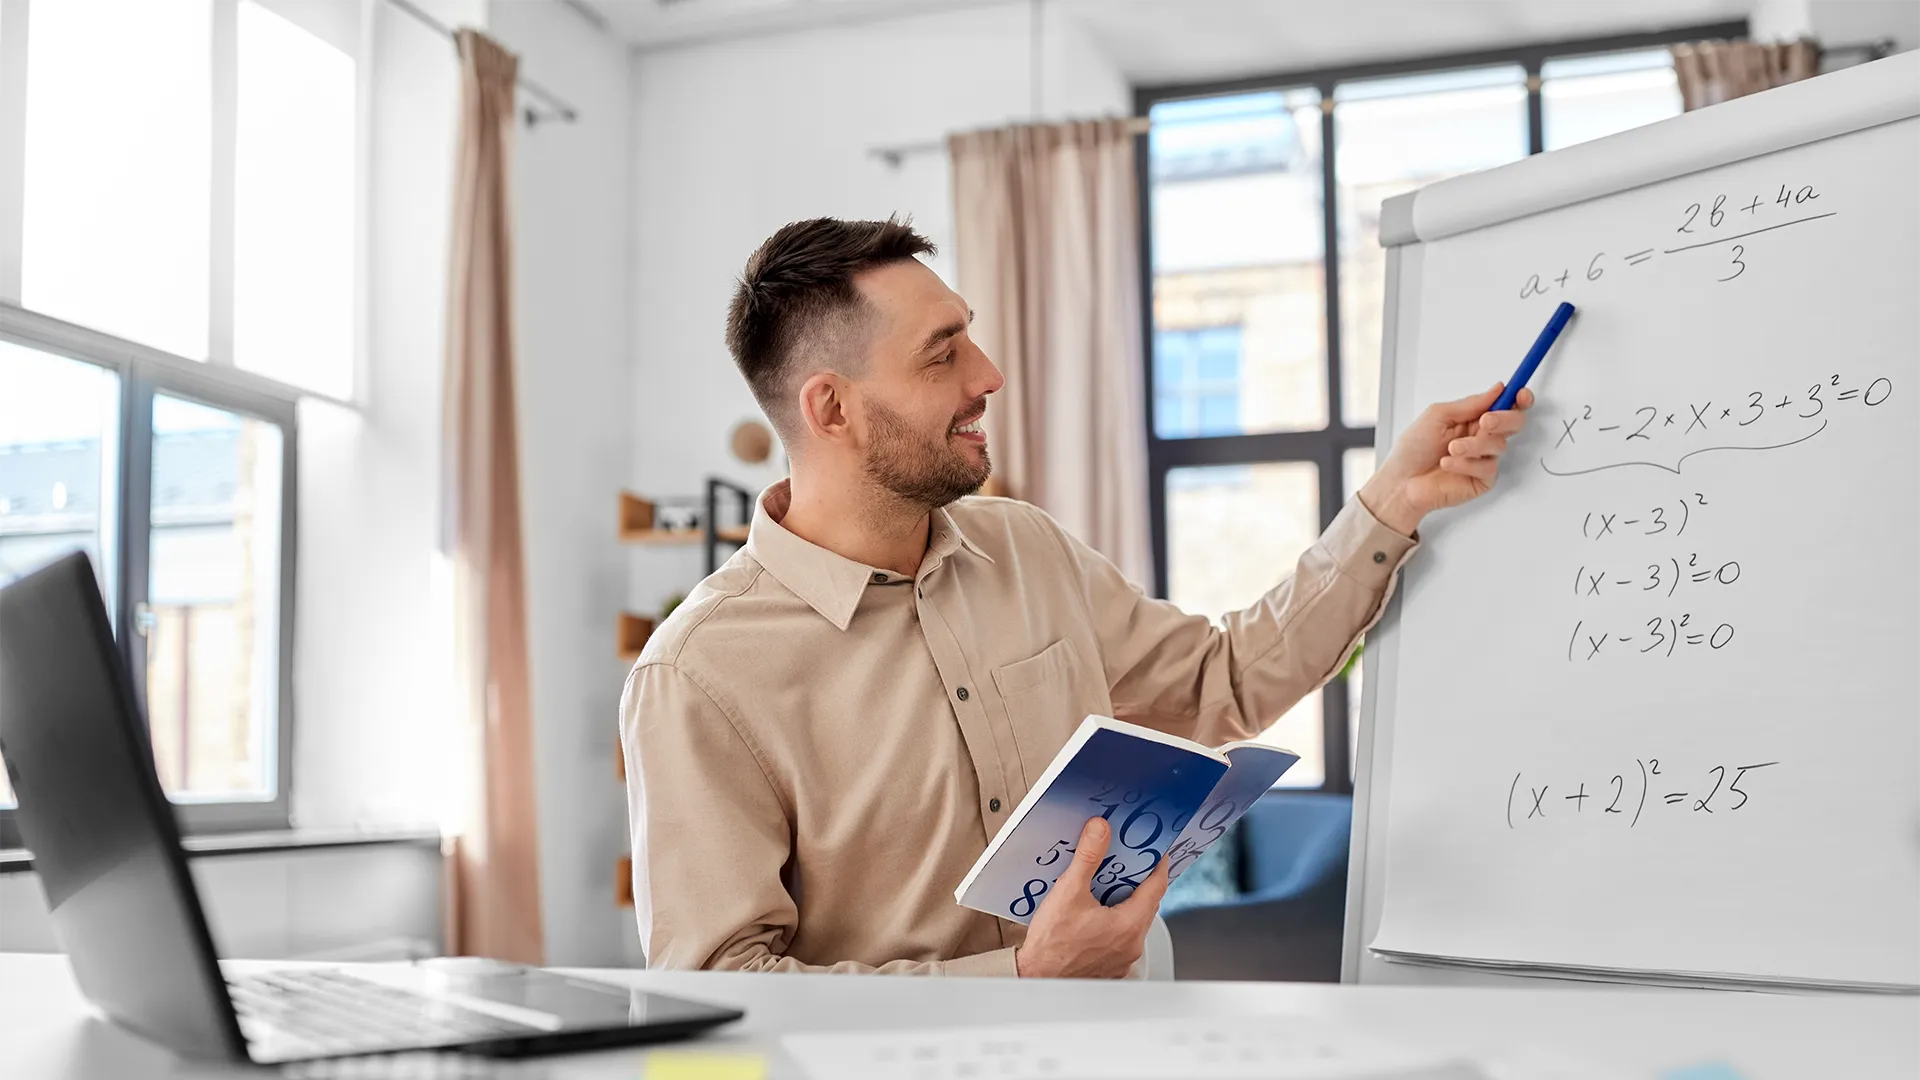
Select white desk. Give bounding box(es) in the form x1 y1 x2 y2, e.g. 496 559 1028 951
4 952 1914 1078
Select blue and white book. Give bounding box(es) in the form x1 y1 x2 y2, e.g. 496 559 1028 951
954 715 1299 924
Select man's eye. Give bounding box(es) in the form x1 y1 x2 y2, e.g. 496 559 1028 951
940 348 957 364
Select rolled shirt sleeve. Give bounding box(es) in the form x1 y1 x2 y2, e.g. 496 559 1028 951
1060 496 1418 748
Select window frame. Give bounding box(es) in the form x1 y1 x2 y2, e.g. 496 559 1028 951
0 304 300 848
1135 20 1748 794
0 0 359 848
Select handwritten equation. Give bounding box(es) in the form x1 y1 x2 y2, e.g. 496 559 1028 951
1572 555 1740 599
1506 758 1780 829
1567 614 1734 661
1579 494 1711 540
1553 376 1892 448
1518 181 1831 298
1541 373 1893 477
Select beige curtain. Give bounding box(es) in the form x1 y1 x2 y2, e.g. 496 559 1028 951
441 29 543 964
949 119 1154 591
1672 39 1822 110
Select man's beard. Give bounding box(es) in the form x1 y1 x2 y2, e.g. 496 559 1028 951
862 397 992 509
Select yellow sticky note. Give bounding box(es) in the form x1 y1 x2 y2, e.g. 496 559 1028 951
643 1050 767 1080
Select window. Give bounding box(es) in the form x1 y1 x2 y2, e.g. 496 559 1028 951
0 345 119 592
234 0 358 398
0 0 345 844
146 395 285 802
22 0 213 359
1542 49 1685 152
0 343 121 827
1151 90 1326 438
1165 461 1326 788
1336 65 1529 428
0 330 296 846
1140 23 1738 792
1153 327 1244 438
16 0 359 398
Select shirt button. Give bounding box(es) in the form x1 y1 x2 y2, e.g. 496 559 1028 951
989 798 1002 812
956 687 970 701
872 572 887 583
1372 551 1387 564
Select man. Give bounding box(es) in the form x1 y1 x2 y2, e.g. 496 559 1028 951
620 217 1532 977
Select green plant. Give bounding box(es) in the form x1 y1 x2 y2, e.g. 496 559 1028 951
660 593 686 621
1337 637 1365 681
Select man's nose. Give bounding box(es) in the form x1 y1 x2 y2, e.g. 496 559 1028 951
972 348 1006 397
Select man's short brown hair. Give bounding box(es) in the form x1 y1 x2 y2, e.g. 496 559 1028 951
725 216 935 438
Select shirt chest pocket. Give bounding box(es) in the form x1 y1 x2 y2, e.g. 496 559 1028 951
992 638 1106 783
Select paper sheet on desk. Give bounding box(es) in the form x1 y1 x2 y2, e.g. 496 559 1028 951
1367 947 1920 995
782 1017 1632 1080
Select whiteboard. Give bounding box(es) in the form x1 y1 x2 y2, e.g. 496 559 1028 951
1345 51 1920 992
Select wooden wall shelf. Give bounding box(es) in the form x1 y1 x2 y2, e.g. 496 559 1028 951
621 527 703 545
617 491 657 536
617 613 654 663
613 478 754 917
618 491 750 545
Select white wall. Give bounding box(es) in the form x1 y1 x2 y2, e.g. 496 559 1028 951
1040 0 1132 120
486 0 635 971
294 0 642 968
1809 0 1920 56
1752 0 1920 54
294 0 483 833
0 845 441 959
624 1 1130 618
303 0 639 968
1752 0 1816 40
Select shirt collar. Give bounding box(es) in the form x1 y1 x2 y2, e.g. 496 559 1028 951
930 502 993 565
745 480 991 631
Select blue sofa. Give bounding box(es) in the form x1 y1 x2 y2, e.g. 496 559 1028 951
1161 791 1352 981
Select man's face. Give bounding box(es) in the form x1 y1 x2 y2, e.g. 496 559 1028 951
849 260 1005 508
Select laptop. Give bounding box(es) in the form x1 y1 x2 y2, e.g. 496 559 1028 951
0 552 744 1064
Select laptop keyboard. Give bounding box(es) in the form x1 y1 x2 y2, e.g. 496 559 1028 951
228 968 537 1056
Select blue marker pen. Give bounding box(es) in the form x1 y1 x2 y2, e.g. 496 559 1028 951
1493 301 1575 411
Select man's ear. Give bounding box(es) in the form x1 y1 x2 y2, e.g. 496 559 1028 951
797 372 855 446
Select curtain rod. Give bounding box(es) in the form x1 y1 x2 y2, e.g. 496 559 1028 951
1822 37 1895 59
865 36 1900 168
870 116 1152 169
386 0 580 126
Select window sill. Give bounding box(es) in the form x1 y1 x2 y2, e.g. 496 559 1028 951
0 827 441 875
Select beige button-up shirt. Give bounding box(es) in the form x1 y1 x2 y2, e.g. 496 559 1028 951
620 480 1416 975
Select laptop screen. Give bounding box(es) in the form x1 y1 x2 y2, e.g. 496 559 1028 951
0 553 246 1061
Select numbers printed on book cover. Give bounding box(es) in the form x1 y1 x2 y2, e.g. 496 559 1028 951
1010 785 1239 917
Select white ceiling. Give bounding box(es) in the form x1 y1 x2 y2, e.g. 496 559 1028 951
578 0 1756 84
575 0 975 50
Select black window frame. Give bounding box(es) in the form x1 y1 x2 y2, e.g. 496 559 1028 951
1136 20 1748 794
0 305 300 849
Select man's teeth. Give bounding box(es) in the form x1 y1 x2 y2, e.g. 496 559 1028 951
952 419 982 435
